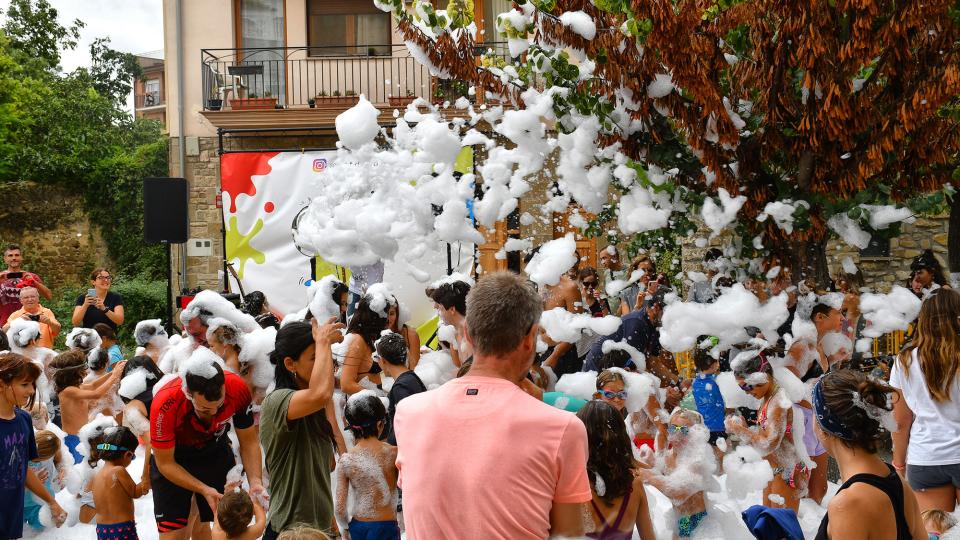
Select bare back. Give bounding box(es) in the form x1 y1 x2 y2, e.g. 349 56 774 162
58 387 92 435
90 463 136 525
544 276 582 313
335 441 399 522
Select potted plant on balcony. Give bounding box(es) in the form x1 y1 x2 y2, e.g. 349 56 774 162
344 89 359 106
389 90 416 108
230 91 278 110
207 80 223 111
432 85 446 106
308 98 316 108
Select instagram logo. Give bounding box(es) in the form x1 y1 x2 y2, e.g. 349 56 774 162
312 158 328 172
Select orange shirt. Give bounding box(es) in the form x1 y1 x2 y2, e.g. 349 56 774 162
7 307 58 349
394 375 592 540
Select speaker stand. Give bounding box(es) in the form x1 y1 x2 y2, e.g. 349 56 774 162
166 242 174 336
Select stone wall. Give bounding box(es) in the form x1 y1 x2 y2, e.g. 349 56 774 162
0 182 111 287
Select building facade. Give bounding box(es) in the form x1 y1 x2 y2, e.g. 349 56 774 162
134 51 167 125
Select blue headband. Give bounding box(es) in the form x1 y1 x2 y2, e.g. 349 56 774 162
812 378 855 441
96 443 130 452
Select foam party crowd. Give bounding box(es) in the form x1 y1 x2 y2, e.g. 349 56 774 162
2 244 960 540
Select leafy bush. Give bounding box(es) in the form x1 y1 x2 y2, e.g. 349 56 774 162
46 274 167 350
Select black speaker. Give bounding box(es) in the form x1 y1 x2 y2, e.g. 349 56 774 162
144 177 188 244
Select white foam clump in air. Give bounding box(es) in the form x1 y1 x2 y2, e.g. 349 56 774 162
524 234 578 286
180 290 259 333
757 200 806 234
723 444 774 498
701 187 746 237
118 367 155 400
861 204 914 230
413 350 457 389
841 256 858 276
555 371 597 401
859 286 922 338
851 390 899 433
430 271 475 289
827 212 871 249
558 10 596 40
716 371 761 409
336 95 381 150
65 327 102 351
647 73 675 98
659 284 789 353
539 307 621 343
821 331 853 359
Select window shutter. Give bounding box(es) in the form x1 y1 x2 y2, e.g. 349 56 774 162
308 0 385 15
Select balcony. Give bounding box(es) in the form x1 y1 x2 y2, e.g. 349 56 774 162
199 44 511 129
135 92 164 109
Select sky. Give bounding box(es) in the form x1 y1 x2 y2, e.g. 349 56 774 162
0 0 164 70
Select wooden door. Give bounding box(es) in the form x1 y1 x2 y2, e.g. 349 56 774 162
477 221 508 275
553 204 598 271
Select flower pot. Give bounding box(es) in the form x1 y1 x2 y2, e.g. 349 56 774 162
207 99 223 111
389 96 417 107
230 97 277 110
314 96 360 107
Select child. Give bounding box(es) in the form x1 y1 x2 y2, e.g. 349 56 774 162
690 337 728 446
50 350 125 463
94 323 124 372
23 429 63 531
726 353 808 512
575 400 656 540
636 409 715 539
335 391 400 540
0 352 66 539
89 425 148 540
595 369 665 452
922 509 956 539
213 489 267 540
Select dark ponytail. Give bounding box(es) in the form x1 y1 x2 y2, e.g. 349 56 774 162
820 369 897 454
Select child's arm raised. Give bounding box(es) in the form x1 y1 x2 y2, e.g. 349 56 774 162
242 495 268 540
67 361 126 400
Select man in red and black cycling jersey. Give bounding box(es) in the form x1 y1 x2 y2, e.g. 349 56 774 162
150 358 264 539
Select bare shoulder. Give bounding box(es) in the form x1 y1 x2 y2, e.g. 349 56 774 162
828 484 881 517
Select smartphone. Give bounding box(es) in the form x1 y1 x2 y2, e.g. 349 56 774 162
6 272 23 279
87 288 97 297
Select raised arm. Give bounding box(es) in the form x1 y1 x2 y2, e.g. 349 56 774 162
65 364 125 400
286 317 343 421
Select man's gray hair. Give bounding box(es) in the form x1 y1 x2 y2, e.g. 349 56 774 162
19 286 38 298
465 272 543 357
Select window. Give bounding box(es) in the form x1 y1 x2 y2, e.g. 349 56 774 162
860 236 891 258
482 0 510 44
237 0 286 102
307 0 391 56
144 79 160 106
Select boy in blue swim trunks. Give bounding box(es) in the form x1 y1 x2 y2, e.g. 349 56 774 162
49 350 124 463
89 425 148 540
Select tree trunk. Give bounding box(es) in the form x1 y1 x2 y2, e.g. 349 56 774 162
790 235 830 288
949 194 960 275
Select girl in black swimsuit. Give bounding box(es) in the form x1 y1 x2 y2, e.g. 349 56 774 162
812 370 926 539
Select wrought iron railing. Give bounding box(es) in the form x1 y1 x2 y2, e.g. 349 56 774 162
135 93 164 109
200 43 513 111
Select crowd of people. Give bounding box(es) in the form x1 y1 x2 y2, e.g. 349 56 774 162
1 240 959 540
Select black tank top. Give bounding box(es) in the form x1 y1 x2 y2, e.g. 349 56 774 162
815 463 912 540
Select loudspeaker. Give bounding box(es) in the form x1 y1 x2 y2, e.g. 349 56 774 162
144 177 188 244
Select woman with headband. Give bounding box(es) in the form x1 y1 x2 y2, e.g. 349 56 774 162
812 370 926 539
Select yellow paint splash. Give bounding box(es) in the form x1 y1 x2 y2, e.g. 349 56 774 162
225 216 266 279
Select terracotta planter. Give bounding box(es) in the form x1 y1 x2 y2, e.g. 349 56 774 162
230 97 277 110
314 96 360 107
389 96 417 107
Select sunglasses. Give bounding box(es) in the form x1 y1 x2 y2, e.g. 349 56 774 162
599 389 627 400
739 382 755 392
582 280 597 288
667 424 690 435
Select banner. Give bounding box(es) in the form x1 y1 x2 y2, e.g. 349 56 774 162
220 151 475 323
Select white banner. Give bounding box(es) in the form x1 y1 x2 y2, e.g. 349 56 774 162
220 151 473 323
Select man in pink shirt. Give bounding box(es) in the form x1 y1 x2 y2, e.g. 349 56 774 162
394 271 591 539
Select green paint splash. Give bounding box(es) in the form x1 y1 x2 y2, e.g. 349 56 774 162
225 216 266 279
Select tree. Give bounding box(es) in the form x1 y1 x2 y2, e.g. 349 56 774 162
0 0 82 75
378 0 960 283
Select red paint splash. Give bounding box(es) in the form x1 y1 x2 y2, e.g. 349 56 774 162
264 201 275 213
220 152 279 213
